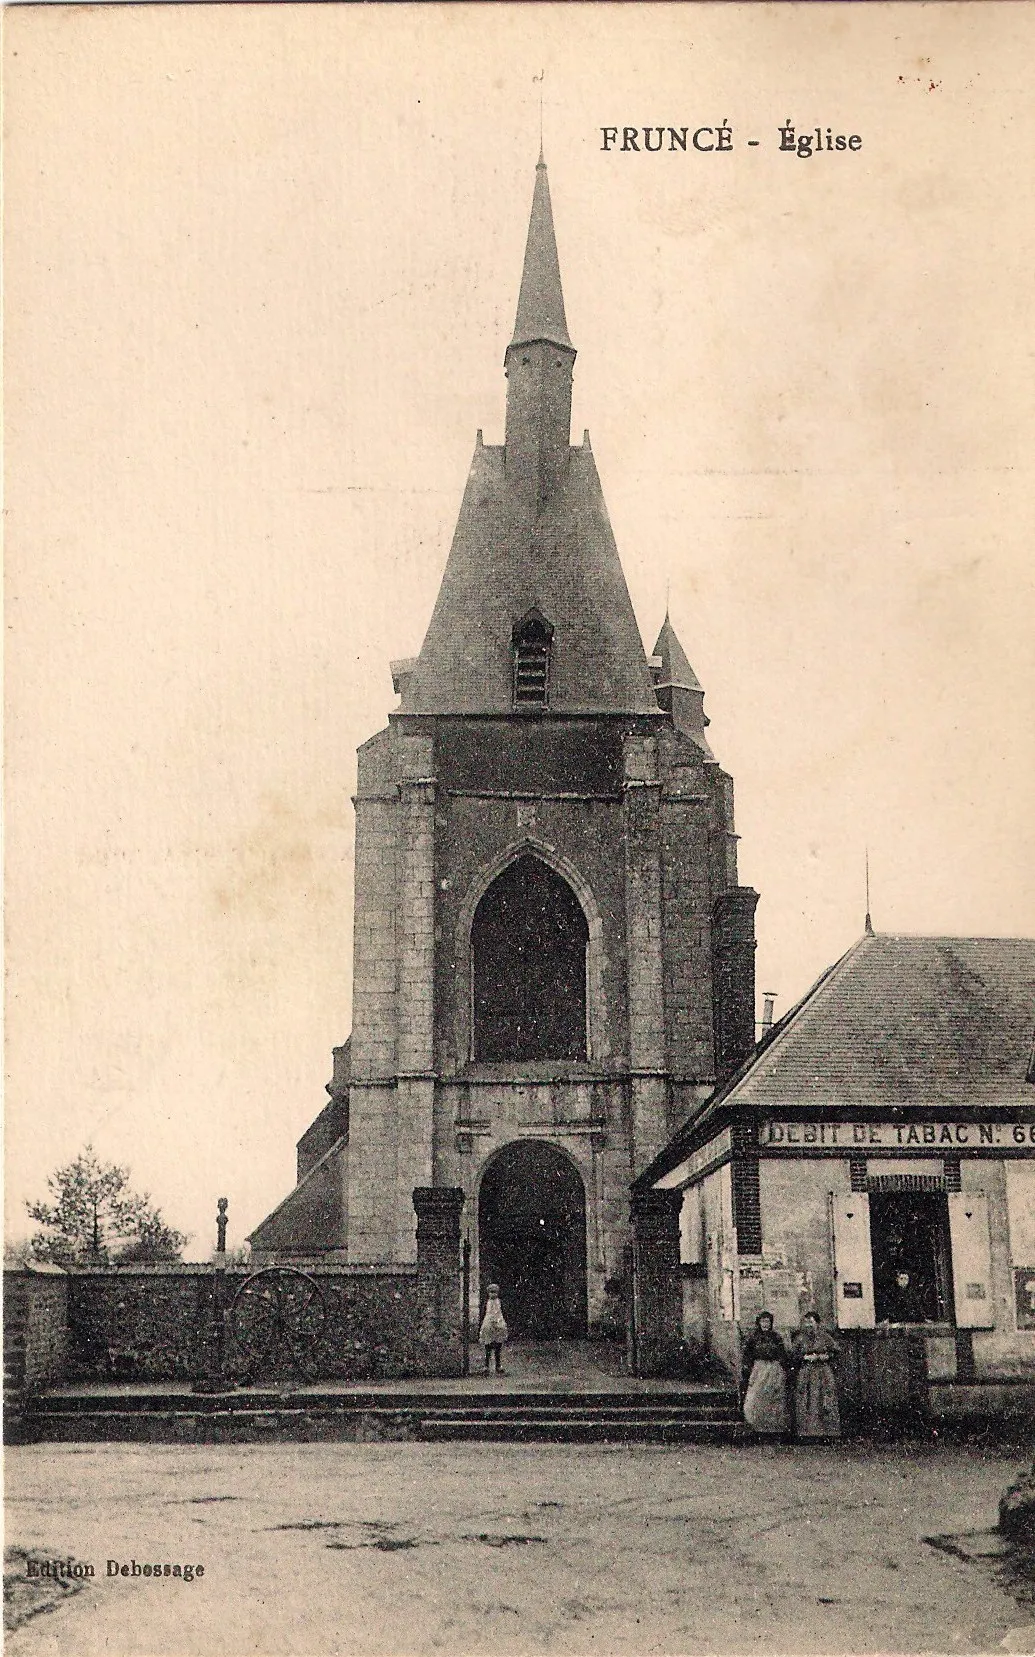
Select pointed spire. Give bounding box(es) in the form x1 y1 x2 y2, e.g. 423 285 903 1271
399 155 658 717
510 158 573 352
652 615 713 756
653 615 703 694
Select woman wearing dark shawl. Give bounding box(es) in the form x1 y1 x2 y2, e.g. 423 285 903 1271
740 1311 790 1435
791 1310 841 1440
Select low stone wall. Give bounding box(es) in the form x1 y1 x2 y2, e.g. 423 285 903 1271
66 1264 426 1383
4 1266 69 1403
5 1191 468 1405
67 1266 229 1382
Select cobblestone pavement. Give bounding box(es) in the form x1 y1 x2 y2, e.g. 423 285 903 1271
5 1439 1033 1655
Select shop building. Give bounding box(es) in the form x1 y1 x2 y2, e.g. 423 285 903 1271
637 931 1035 1418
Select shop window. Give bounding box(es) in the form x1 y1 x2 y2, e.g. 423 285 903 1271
513 611 553 706
870 1190 954 1324
472 854 588 1062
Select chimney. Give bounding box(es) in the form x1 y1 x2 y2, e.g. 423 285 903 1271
761 992 777 1038
711 887 760 1081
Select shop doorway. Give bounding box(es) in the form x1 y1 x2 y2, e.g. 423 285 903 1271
478 1141 588 1339
870 1190 954 1324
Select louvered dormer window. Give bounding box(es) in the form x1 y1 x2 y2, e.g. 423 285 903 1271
512 610 553 706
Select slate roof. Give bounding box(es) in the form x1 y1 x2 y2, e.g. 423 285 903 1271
510 157 573 352
651 614 714 757
639 932 1035 1188
398 159 659 717
652 615 704 694
400 438 659 716
737 933 1035 1109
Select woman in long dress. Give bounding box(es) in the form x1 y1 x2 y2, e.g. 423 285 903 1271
740 1312 791 1435
791 1311 841 1440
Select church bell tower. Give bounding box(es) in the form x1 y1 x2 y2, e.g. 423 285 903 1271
250 156 759 1336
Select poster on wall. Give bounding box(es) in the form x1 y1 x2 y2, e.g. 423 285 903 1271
763 1264 804 1333
1015 1267 1035 1332
737 1259 765 1325
738 1256 804 1332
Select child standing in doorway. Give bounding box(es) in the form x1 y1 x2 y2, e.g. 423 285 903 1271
479 1283 508 1374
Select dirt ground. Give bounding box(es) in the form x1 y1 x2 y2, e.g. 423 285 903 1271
4 1438 1034 1656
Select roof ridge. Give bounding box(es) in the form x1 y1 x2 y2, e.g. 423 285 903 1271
870 931 1035 944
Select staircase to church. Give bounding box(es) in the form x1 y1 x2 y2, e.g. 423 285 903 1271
18 1343 744 1444
22 1380 744 1445
411 1384 744 1443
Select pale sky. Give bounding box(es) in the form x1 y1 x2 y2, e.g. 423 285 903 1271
5 3 1034 1257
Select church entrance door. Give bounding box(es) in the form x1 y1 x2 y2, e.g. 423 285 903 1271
478 1141 588 1339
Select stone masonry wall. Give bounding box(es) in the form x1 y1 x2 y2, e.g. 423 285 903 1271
631 1190 683 1375
43 1191 464 1388
63 1263 447 1383
350 727 399 1083
393 739 438 1259
347 726 402 1262
68 1267 213 1380
436 1078 630 1329
4 1267 69 1419
432 720 631 1077
623 733 667 1172
659 728 720 1096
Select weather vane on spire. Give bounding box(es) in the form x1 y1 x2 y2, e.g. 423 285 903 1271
533 69 545 161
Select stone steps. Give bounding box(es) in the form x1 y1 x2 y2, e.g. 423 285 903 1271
20 1384 745 1444
416 1411 745 1444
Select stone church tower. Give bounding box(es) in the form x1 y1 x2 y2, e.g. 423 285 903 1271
250 157 758 1336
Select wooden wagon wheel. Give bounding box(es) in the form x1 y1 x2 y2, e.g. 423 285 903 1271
228 1267 327 1382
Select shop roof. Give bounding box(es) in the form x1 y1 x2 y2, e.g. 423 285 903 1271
639 931 1035 1189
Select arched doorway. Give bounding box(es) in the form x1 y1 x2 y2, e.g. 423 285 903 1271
471 855 588 1062
478 1141 588 1339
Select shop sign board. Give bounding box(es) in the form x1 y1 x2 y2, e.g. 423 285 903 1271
761 1119 1035 1151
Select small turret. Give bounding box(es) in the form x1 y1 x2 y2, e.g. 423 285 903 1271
651 615 714 757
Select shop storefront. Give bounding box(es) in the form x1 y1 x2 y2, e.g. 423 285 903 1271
637 933 1035 1421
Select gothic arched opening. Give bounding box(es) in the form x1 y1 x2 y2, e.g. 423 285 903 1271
478 1140 588 1339
472 855 589 1062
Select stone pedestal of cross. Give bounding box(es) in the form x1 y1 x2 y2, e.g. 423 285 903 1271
192 1198 234 1394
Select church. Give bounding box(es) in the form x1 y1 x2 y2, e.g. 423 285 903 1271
249 155 760 1339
